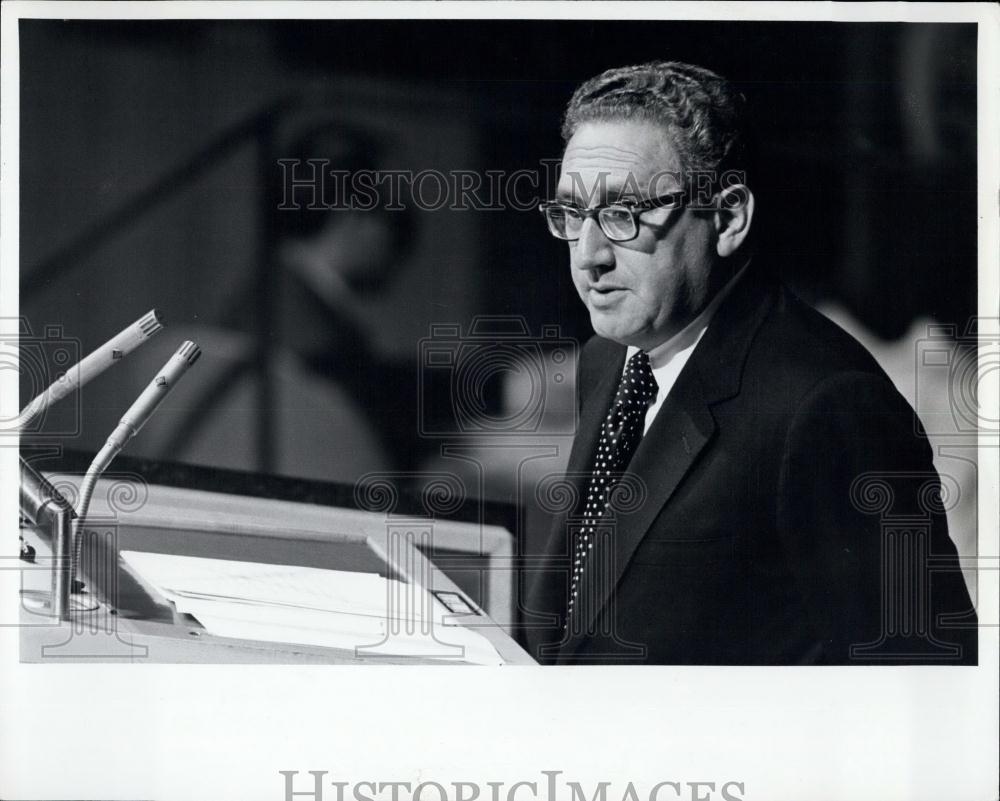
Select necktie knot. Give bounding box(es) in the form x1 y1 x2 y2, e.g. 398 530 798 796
611 350 658 416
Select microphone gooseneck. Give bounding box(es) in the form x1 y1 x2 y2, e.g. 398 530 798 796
71 340 201 588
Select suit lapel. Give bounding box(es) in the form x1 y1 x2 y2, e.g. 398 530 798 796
566 367 716 642
557 269 777 660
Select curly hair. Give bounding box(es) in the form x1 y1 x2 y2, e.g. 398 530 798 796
562 61 753 187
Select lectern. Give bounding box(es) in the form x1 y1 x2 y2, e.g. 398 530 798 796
19 452 534 665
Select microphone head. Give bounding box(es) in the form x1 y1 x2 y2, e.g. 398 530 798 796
137 309 165 340
118 340 202 435
176 339 201 366
156 340 202 387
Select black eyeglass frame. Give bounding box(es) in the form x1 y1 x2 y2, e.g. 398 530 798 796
538 190 689 242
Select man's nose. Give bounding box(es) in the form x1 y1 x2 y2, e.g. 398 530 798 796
573 217 615 273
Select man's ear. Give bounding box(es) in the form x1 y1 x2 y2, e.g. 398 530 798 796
714 184 754 258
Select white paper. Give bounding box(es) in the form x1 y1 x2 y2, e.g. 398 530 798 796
120 551 503 665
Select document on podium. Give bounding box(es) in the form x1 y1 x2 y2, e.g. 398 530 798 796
119 551 503 665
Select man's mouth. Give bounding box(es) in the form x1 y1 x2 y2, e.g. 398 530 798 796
587 286 627 307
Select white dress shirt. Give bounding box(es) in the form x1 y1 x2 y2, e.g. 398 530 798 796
626 263 750 434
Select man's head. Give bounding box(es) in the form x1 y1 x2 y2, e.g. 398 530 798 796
551 61 755 350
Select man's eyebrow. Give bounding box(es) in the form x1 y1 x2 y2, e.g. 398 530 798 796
610 186 640 202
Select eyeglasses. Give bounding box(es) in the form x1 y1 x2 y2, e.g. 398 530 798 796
538 191 687 242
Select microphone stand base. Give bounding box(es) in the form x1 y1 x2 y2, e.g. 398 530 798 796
20 589 101 617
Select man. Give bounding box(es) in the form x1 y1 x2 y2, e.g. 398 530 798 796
523 61 977 665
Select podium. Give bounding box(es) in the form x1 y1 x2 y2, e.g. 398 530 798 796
18 453 534 665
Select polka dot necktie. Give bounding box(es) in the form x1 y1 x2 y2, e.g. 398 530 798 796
566 350 659 626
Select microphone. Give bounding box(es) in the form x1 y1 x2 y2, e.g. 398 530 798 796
71 341 201 590
100 340 202 460
19 309 164 430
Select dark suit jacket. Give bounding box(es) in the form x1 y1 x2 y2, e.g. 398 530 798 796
522 267 977 664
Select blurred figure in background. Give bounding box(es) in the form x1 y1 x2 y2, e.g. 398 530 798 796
267 122 423 470
116 122 425 482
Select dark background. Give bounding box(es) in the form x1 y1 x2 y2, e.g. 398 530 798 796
18 19 978 482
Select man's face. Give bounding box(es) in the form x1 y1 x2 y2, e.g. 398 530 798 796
558 120 719 350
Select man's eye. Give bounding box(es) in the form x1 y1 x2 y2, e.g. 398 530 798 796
603 206 634 221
